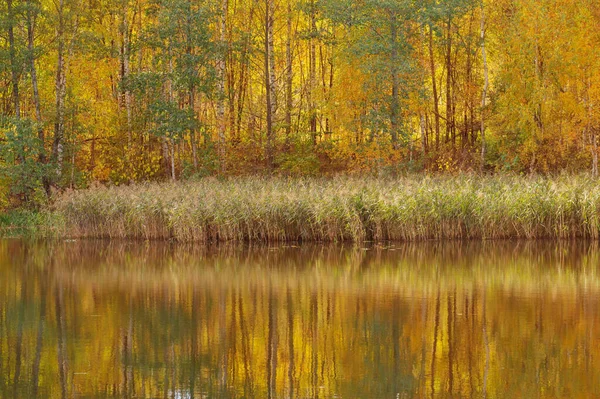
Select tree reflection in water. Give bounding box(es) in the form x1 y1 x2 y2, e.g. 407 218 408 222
0 240 599 398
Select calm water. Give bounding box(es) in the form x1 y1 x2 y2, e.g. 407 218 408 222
1 240 600 398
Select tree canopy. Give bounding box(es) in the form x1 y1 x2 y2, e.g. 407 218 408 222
2 0 600 205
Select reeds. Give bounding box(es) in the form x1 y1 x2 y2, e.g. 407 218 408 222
50 174 600 242
0 210 55 238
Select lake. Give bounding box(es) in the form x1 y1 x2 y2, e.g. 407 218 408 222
1 239 599 398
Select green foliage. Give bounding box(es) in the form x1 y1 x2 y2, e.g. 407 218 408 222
276 138 321 176
0 209 57 237
148 101 197 142
0 117 49 208
129 0 218 159
182 142 221 178
142 0 217 95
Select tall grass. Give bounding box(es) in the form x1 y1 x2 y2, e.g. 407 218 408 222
50 175 600 242
0 210 58 238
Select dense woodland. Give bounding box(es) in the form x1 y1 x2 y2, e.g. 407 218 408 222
1 0 600 204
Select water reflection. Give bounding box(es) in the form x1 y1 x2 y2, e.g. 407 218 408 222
0 240 599 398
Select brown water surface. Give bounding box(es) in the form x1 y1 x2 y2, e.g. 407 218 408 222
1 240 599 398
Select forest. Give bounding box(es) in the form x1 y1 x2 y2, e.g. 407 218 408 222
3 2 600 393
1 0 600 207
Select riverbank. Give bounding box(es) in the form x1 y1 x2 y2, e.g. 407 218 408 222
32 174 600 242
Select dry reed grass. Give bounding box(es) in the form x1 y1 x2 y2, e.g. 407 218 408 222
50 175 600 242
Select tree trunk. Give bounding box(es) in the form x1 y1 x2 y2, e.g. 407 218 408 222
390 13 400 148
217 0 228 173
309 1 317 144
587 74 598 177
268 0 277 122
165 45 176 180
53 0 67 180
446 16 454 149
464 10 474 151
285 0 293 144
480 1 489 171
189 88 198 171
420 114 427 157
27 5 43 144
119 7 133 181
7 0 20 120
428 24 440 149
170 141 176 181
162 139 170 179
592 121 598 180
327 40 334 134
26 0 52 195
265 0 275 168
236 35 250 142
120 8 132 148
183 6 198 172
